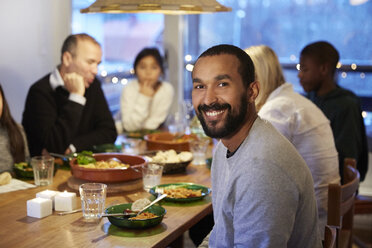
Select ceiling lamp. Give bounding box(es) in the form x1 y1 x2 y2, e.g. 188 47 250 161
80 0 232 14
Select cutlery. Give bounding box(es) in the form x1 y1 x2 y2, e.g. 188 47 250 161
136 194 167 216
58 208 82 215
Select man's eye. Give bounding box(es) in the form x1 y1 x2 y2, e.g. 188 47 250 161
194 84 204 89
218 82 228 87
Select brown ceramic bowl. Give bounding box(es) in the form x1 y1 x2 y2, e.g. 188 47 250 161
144 132 194 152
70 153 145 183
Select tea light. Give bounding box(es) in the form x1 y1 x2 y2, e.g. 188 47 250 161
36 190 58 209
54 191 77 211
27 198 53 218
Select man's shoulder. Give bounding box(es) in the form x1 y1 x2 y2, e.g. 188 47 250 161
28 74 52 93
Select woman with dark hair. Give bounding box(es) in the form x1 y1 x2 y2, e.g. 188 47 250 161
119 47 174 132
0 84 29 172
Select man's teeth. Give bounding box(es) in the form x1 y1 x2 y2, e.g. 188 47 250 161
206 110 224 116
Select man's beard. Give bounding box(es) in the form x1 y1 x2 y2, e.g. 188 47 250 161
196 94 248 139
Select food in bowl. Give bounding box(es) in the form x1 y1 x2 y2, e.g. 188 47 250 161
145 150 193 163
70 153 145 183
163 187 202 199
128 212 158 220
76 150 130 169
78 160 130 169
105 203 166 229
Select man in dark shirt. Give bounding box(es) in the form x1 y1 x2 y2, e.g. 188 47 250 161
22 33 117 156
298 41 368 182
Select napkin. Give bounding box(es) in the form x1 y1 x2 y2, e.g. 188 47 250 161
0 179 36 194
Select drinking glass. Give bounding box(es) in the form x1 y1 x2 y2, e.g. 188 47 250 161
79 183 107 219
31 156 54 186
190 138 210 165
142 164 163 191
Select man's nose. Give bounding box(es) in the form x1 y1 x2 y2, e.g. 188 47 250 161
92 64 98 75
204 88 217 105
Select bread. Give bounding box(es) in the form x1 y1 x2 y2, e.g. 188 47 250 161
0 171 12 185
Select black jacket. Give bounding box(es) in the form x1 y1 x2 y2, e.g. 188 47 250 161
22 74 117 156
308 86 368 182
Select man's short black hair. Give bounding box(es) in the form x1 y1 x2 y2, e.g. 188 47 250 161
197 44 255 88
300 41 340 75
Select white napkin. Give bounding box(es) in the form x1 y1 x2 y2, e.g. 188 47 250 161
0 179 36 194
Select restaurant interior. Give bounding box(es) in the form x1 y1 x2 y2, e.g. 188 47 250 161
1 0 372 247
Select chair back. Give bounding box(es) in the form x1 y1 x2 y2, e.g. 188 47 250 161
327 163 360 248
324 225 337 248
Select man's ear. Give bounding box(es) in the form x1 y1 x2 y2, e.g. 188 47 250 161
62 51 73 67
247 81 259 103
319 63 329 76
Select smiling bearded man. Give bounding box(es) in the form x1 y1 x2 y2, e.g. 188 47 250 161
192 44 322 248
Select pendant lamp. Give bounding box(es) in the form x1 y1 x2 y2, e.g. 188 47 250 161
80 0 232 14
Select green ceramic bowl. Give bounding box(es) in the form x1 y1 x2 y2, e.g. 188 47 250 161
149 183 211 202
105 203 166 229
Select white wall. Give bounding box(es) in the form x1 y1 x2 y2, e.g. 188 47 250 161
0 0 71 123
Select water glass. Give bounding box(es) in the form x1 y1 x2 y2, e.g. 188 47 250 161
190 139 210 165
121 138 142 155
79 183 107 219
31 156 54 186
142 164 163 191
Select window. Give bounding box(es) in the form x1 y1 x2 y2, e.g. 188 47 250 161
183 0 372 136
72 0 164 115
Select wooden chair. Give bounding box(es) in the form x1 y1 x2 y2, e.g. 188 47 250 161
324 225 337 248
344 158 372 215
327 162 360 248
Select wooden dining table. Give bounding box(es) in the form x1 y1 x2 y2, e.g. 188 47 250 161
0 162 212 248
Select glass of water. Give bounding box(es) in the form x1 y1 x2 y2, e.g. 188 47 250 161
31 156 54 186
142 164 163 192
190 138 210 165
79 183 107 220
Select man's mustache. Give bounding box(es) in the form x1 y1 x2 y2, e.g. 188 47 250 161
198 103 231 112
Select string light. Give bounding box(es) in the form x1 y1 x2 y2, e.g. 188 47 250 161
351 63 357 70
112 77 118 84
100 70 107 77
185 55 192 62
185 64 194 72
341 72 347 78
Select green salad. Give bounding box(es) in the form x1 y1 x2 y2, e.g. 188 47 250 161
76 151 96 165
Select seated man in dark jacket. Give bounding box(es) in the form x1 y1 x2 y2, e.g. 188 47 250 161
298 41 368 182
23 33 117 156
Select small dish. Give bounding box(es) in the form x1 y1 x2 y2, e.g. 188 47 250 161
105 203 166 229
149 183 211 202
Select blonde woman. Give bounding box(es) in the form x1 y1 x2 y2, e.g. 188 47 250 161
245 45 340 237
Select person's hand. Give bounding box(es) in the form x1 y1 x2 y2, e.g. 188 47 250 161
139 80 156 97
63 72 85 96
64 148 72 155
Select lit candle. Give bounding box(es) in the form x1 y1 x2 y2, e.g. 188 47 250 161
36 190 58 209
27 197 53 218
54 191 77 212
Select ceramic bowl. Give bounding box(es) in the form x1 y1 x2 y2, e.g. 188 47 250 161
105 203 166 229
70 153 145 183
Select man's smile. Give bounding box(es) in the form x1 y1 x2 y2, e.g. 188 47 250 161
205 110 225 117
